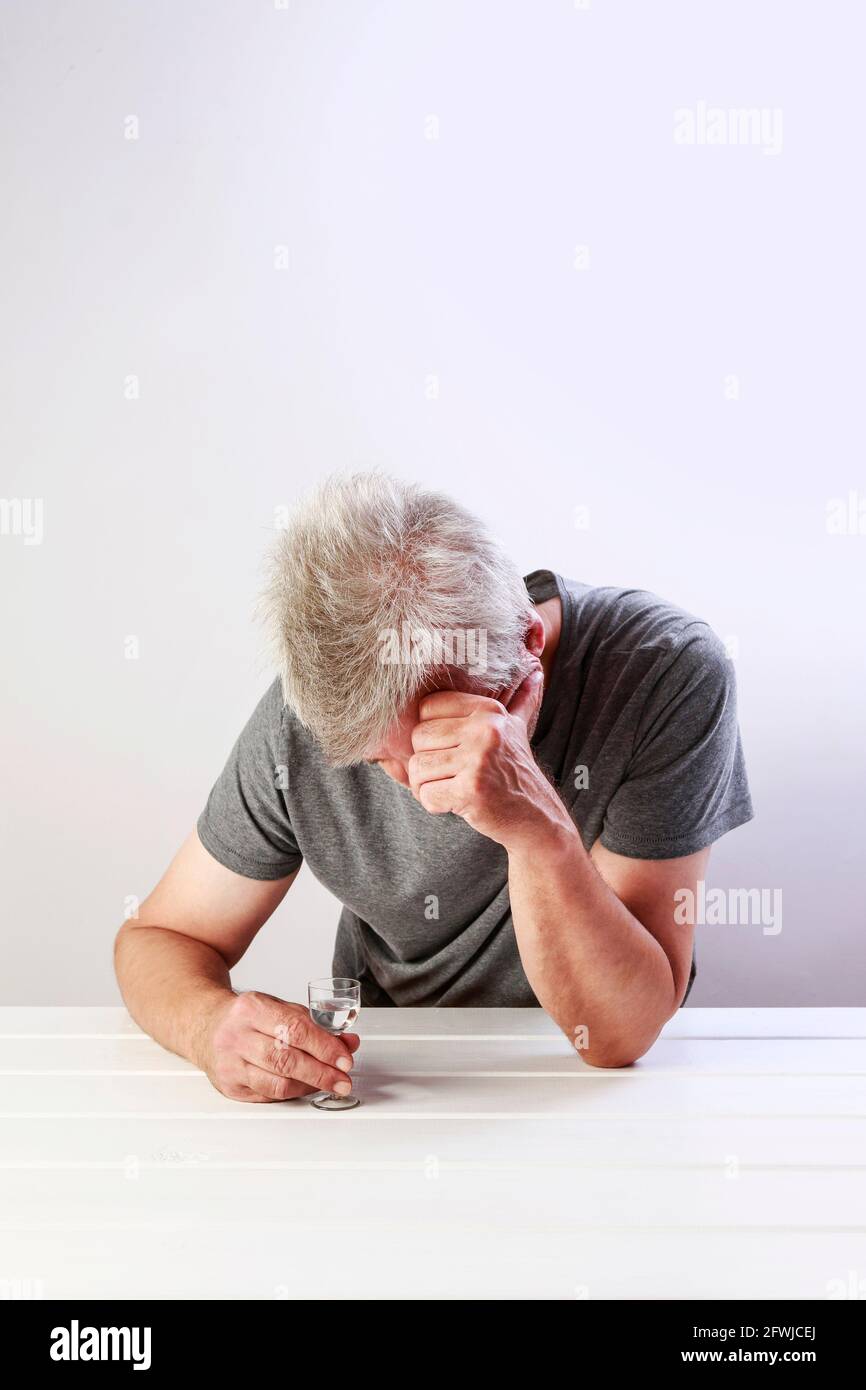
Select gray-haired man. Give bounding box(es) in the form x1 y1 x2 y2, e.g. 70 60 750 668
115 474 753 1100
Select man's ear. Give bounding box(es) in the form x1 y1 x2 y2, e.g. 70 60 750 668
525 613 545 658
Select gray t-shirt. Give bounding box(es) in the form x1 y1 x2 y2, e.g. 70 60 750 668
197 571 753 1007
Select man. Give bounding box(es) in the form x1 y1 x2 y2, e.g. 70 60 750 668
115 473 753 1100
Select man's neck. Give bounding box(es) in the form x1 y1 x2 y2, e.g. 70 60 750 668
536 596 562 684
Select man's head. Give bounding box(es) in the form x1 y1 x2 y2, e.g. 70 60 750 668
261 473 541 770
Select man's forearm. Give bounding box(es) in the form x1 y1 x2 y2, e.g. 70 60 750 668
507 824 678 1067
114 924 235 1069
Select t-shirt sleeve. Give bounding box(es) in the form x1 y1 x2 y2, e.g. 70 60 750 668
599 630 754 860
196 679 303 880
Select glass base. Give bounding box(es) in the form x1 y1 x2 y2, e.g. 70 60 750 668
310 1091 360 1111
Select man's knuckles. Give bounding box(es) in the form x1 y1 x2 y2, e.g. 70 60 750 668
266 1039 299 1075
411 719 454 751
474 715 505 751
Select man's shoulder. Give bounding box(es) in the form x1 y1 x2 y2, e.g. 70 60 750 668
561 576 727 665
247 674 289 734
551 577 736 725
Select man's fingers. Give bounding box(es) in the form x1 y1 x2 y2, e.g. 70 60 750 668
243 1035 354 1096
418 777 460 815
411 717 465 751
241 993 354 1068
240 1062 320 1102
343 1032 361 1053
417 691 505 722
407 748 461 790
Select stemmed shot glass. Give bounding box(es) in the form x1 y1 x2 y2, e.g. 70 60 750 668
307 977 361 1111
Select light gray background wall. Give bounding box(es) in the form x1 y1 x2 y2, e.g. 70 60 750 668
2 1 863 1006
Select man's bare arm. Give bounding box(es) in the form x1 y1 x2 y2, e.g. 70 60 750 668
507 834 705 1067
114 831 358 1101
407 681 704 1067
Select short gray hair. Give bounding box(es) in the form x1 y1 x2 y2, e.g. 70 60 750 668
261 473 536 764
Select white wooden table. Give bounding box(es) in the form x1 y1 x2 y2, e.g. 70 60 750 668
1 1007 864 1300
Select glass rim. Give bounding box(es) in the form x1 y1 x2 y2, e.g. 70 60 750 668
307 977 360 993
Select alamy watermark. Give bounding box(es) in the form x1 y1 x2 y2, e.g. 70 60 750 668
0 1277 44 1299
674 880 782 936
826 1270 866 1300
674 102 783 156
378 622 488 675
50 1321 151 1370
826 490 866 535
0 497 43 545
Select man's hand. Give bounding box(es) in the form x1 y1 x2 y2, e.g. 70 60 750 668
407 670 575 851
200 990 360 1103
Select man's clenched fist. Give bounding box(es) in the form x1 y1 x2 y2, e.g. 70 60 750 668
406 669 575 851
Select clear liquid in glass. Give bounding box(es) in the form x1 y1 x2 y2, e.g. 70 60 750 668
311 1000 359 1033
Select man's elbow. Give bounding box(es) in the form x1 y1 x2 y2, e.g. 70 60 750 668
582 1044 643 1069
579 1024 664 1069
